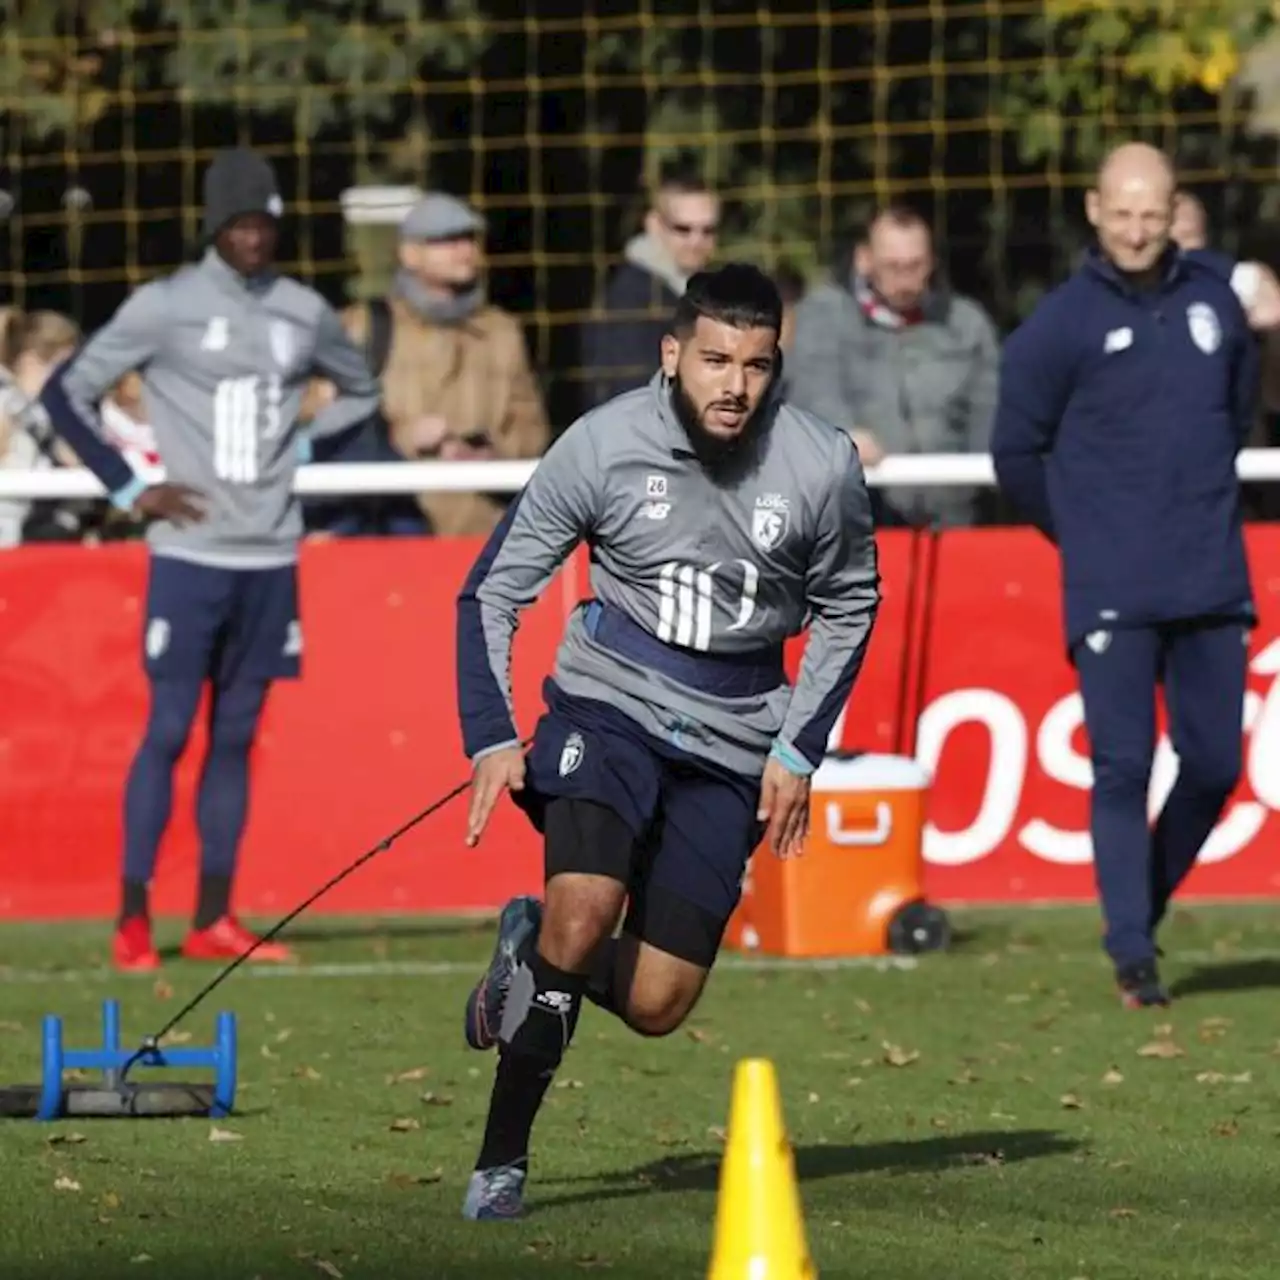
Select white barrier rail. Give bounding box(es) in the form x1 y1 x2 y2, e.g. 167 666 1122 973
0 450 1279 500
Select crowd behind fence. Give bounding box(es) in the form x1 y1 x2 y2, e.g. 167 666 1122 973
6 5 1280 542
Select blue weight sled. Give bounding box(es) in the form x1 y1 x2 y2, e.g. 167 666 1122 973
0 998 237 1120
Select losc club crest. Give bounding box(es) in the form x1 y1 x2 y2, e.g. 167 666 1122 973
269 320 297 369
1187 302 1221 355
751 494 790 552
558 731 585 777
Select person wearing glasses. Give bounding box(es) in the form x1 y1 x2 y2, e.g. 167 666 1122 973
581 162 720 409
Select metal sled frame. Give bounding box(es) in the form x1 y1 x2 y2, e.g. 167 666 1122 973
0 999 237 1121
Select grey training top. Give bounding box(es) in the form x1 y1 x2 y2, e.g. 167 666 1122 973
457 373 882 780
46 249 381 568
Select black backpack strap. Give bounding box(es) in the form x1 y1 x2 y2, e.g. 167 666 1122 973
364 296 393 378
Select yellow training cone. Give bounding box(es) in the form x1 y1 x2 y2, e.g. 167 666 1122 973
708 1058 817 1279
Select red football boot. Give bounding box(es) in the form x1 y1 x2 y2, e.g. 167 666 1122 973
113 917 161 972
180 915 296 964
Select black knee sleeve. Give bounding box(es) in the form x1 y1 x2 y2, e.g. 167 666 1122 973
498 952 586 1070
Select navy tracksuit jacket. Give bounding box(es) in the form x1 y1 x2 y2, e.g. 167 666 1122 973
993 246 1257 969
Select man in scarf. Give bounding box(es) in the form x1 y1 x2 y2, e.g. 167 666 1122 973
335 193 550 538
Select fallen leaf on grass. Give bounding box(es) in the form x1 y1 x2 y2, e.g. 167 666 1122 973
389 1118 420 1133
554 1078 584 1090
958 1150 1004 1168
686 1027 713 1044
275 1029 293 1044
707 1125 727 1143
152 980 173 1000
420 1092 453 1107
0 1020 22 1033
1060 1093 1084 1109
100 1192 122 1210
576 1254 611 1269
54 1176 82 1192
46 1131 87 1145
386 1067 430 1085
949 1068 979 1086
1102 1068 1124 1085
158 1030 191 1046
1212 1120 1240 1137
386 1169 443 1188
1109 1207 1138 1219
311 1261 343 1279
130 1255 153 1264
208 1126 243 1143
525 1239 555 1256
1137 1040 1184 1059
882 1043 919 1068
807 1092 820 1104
260 1045 279 1060
293 1066 323 1081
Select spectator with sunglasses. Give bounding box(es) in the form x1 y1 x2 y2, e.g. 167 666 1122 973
581 163 720 410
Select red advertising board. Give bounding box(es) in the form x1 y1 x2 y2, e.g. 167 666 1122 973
1 527 1278 921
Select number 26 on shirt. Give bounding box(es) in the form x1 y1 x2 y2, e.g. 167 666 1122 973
212 374 283 483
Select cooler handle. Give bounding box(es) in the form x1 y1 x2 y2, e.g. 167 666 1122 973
825 800 892 847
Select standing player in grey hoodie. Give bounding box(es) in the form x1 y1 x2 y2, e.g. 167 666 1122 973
41 148 381 971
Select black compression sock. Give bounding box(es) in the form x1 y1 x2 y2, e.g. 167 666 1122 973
476 1050 556 1171
194 874 233 929
476 951 585 1170
119 879 149 925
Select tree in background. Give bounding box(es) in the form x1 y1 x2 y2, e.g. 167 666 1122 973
1000 0 1280 314
3 0 1280 340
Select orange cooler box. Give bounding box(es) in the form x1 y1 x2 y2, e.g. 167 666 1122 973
724 752 951 958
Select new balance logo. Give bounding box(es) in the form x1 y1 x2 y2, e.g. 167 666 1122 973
1103 327 1132 354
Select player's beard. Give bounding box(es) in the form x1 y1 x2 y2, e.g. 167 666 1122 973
670 375 769 482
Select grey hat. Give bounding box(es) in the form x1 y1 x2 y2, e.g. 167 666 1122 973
399 192 484 242
201 148 282 240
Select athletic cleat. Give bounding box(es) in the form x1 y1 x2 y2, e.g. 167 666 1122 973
112 917 161 972
181 915 296 964
462 1163 527 1221
464 895 543 1050
1116 959 1170 1009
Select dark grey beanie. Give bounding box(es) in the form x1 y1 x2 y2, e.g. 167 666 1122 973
201 148 283 240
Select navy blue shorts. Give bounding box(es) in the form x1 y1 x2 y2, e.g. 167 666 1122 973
514 681 765 966
142 555 302 685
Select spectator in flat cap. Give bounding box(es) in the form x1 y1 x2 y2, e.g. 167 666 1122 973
319 191 550 538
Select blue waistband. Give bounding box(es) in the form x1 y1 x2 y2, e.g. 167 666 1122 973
582 600 785 698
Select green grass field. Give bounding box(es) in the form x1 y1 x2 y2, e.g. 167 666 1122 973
3 905 1280 1280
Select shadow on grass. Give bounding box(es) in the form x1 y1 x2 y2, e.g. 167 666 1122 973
1171 957 1280 998
154 916 495 959
535 1127 1080 1210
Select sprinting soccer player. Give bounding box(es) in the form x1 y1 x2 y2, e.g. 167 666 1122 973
993 142 1258 1008
454 262 881 1220
40 148 381 971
